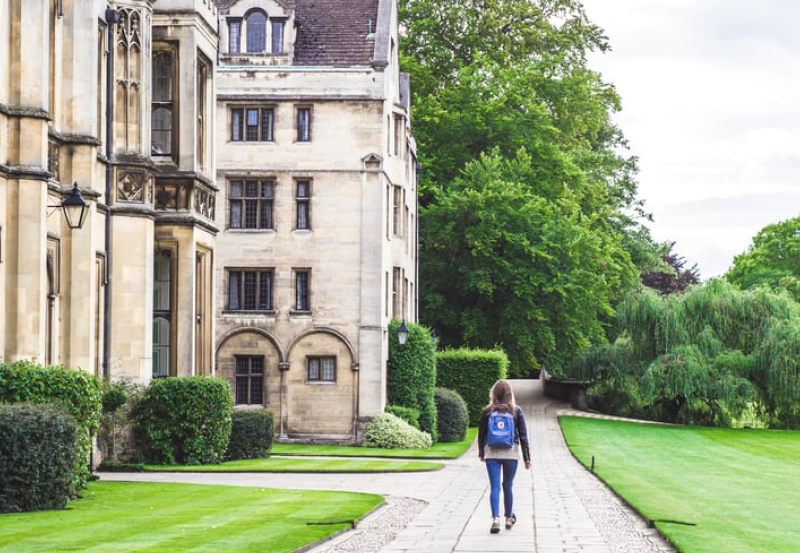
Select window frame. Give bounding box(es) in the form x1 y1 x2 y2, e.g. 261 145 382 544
293 269 311 313
226 268 275 313
151 46 177 157
245 10 268 54
307 356 336 383
271 19 286 54
295 179 311 230
230 106 274 143
228 18 242 54
228 179 275 230
235 355 265 405
296 106 312 142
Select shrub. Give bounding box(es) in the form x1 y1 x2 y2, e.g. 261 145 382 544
364 413 432 449
434 387 469 442
133 377 232 465
226 409 275 460
0 403 80 512
385 405 420 429
387 319 438 441
436 349 509 425
97 381 144 465
0 361 102 491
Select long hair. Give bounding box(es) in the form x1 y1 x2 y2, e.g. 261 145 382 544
486 379 516 414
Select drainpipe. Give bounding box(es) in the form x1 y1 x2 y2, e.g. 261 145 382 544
103 7 119 380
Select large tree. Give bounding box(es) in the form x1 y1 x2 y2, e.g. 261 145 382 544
727 215 800 302
401 0 651 374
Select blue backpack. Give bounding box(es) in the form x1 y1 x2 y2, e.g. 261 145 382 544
486 408 516 449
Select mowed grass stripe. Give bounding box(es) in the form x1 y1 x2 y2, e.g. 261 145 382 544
559 416 800 553
141 457 443 472
0 482 382 552
271 427 478 459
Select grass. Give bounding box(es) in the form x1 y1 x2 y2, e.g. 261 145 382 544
271 427 478 459
0 481 382 552
559 416 800 553
140 457 444 473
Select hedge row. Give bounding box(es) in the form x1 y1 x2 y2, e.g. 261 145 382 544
132 377 232 465
0 403 81 513
387 319 438 441
226 409 275 460
436 348 509 425
0 361 102 491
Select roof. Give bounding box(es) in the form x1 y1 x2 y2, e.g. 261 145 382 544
215 0 381 67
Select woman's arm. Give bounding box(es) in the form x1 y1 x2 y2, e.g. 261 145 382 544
516 406 531 467
477 409 489 460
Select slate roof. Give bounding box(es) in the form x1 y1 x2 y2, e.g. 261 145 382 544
215 0 380 67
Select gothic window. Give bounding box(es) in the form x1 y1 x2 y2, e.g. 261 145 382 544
197 54 210 169
151 50 174 156
153 250 172 378
115 8 143 152
227 269 273 311
246 11 267 53
295 270 310 312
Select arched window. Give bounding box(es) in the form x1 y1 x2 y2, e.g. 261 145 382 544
246 11 267 53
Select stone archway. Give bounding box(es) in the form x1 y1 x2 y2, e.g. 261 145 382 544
216 328 284 410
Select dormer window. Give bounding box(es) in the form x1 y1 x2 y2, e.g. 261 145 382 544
246 11 267 53
271 20 285 53
227 10 288 56
228 19 242 54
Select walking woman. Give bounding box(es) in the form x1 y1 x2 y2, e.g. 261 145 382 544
478 379 531 534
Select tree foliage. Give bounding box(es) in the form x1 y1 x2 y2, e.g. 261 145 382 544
727 215 800 302
641 242 701 295
566 280 800 428
401 0 652 374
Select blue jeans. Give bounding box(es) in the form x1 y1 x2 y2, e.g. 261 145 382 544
485 459 518 518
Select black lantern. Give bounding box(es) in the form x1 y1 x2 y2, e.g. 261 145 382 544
62 182 90 229
397 321 409 346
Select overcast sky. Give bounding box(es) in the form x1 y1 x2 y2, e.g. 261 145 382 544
582 0 800 278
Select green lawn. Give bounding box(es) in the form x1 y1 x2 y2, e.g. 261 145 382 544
0 481 382 552
271 427 478 459
559 416 800 553
141 457 443 473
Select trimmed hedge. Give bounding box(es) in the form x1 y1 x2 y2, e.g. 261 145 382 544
226 409 275 460
385 405 420 429
364 413 432 449
0 361 102 491
133 377 232 465
436 348 509 425
0 403 81 512
434 387 469 442
387 319 438 442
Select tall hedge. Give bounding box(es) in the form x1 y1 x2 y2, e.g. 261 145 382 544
387 319 438 442
436 348 509 425
0 361 102 491
133 377 232 465
0 403 80 512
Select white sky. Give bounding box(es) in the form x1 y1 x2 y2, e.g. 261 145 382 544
582 0 800 278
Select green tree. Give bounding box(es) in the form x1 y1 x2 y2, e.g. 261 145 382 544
727 215 800 301
422 150 637 375
401 0 652 374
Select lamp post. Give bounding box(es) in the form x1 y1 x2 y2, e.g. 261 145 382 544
397 321 409 346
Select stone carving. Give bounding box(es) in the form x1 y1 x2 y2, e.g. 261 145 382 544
117 170 145 202
48 141 60 182
194 185 216 220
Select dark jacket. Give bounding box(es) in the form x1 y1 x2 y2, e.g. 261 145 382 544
478 405 531 464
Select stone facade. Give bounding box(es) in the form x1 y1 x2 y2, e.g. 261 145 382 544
1 0 416 443
0 0 218 381
214 0 418 442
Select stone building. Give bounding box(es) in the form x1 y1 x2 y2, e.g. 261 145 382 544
213 0 418 442
0 0 219 381
1 0 416 443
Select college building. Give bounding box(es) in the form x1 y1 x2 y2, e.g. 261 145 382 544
0 0 417 443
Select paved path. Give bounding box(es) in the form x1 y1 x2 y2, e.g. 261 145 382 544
101 379 675 553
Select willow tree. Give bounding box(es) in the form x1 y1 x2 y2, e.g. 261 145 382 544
567 280 800 428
